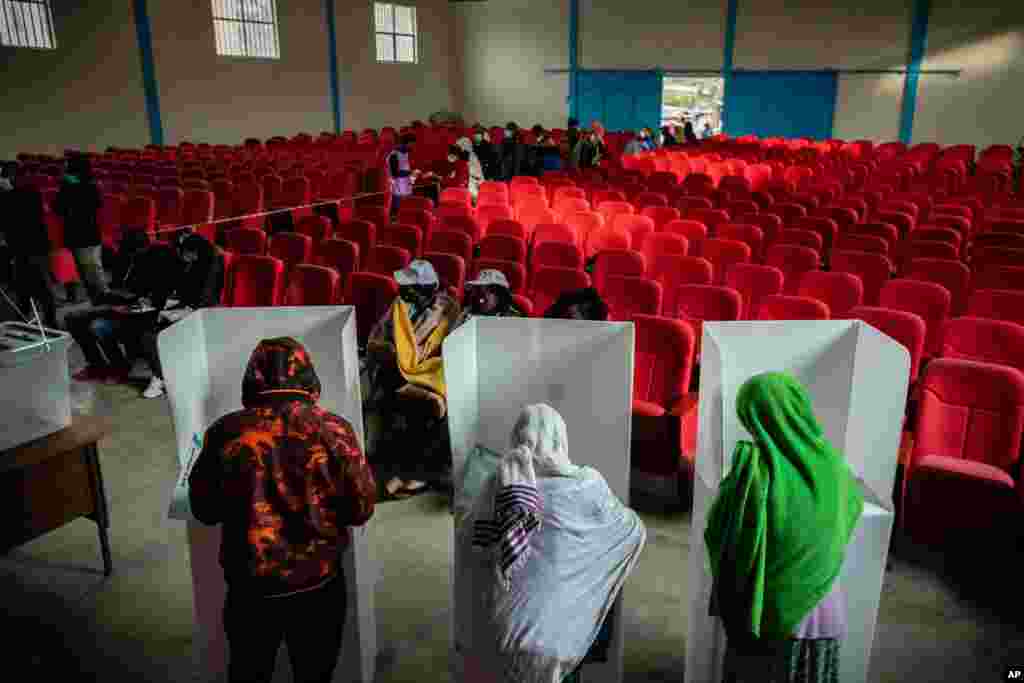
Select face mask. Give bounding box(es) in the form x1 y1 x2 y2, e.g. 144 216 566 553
505 130 514 139
473 134 482 143
448 155 457 163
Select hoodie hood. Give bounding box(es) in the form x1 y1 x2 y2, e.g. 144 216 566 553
241 337 321 408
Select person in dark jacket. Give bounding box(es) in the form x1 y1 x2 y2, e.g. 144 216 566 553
1 162 58 329
543 287 610 321
189 337 376 683
566 118 581 160
661 125 680 148
683 120 699 145
499 122 527 180
135 231 225 398
53 155 108 302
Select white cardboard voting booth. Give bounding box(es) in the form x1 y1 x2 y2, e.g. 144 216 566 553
444 317 635 683
685 320 909 683
158 307 375 683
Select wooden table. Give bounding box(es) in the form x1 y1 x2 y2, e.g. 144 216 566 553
0 416 113 575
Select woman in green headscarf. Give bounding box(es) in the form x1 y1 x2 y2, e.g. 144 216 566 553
705 372 864 683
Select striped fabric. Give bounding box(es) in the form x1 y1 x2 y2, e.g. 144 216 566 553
473 483 543 582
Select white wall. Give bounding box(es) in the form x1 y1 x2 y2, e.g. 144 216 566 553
148 0 334 145
833 74 906 142
453 0 569 129
733 0 912 70
0 3 150 158
337 0 458 131
913 1 1024 149
579 0 725 70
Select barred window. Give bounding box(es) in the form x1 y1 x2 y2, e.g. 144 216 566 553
212 0 279 59
0 0 57 49
375 3 417 64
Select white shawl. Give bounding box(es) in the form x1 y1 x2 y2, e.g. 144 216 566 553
455 404 647 683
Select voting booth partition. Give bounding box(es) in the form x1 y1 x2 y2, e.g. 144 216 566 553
444 318 636 683
158 307 375 683
685 320 910 683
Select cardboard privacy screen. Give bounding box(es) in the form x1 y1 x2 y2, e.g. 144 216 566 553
444 317 636 683
158 307 375 683
686 320 910 683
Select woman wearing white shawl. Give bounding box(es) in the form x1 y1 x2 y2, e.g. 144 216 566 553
456 137 484 200
455 404 647 683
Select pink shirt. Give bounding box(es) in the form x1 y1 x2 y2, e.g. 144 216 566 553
793 579 845 639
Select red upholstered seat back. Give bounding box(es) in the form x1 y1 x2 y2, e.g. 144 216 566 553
422 252 467 292
798 271 864 318
593 249 645 293
229 255 284 307
632 314 695 406
756 294 830 321
268 232 313 269
604 276 662 320
905 257 971 315
671 284 742 351
283 264 339 306
765 244 820 295
914 358 1024 473
940 316 1024 373
725 263 784 320
880 278 951 356
699 238 752 286
471 258 527 295
348 272 399 346
849 306 926 381
336 220 376 263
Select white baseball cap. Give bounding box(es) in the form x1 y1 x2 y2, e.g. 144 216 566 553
466 269 510 289
394 260 439 287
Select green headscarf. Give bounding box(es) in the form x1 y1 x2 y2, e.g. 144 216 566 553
705 372 864 642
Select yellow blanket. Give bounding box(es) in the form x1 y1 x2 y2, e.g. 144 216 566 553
393 299 450 396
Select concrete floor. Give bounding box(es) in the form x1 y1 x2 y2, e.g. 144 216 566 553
2 346 1024 682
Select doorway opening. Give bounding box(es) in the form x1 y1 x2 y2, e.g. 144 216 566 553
662 76 724 139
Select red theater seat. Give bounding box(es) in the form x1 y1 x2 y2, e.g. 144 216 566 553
830 249 893 307
967 289 1024 327
905 257 971 315
880 278 952 357
283 264 340 306
798 271 864 318
471 258 527 295
849 306 926 381
268 232 313 270
604 276 662 320
756 295 830 321
671 284 742 354
725 263 784 320
348 272 399 347
939 316 1024 373
592 249 645 293
765 244 820 295
228 255 284 307
423 252 467 292
699 238 751 286
225 227 267 255
904 359 1024 544
530 266 591 314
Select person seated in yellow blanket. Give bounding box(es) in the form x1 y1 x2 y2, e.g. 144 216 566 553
365 259 461 498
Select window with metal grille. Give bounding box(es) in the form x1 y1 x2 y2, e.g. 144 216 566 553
375 3 417 64
0 0 56 49
211 0 279 59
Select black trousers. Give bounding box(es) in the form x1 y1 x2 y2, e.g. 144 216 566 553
223 574 347 683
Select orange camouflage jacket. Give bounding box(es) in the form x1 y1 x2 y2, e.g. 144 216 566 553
189 337 376 597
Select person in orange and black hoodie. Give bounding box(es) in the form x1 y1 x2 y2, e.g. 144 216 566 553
188 337 376 683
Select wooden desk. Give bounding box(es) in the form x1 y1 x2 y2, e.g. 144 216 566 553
0 416 113 575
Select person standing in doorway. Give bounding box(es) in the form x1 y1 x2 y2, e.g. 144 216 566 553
54 154 108 303
189 337 377 683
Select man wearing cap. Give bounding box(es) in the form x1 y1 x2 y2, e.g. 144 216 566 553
365 259 460 497
454 269 524 330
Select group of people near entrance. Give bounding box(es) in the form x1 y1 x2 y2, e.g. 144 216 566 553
184 270 859 683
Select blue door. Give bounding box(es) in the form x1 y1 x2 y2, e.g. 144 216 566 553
576 71 663 132
724 71 838 140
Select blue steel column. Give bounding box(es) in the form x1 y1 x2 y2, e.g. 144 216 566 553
899 0 931 144
132 0 164 145
569 0 579 122
720 0 738 134
325 0 343 133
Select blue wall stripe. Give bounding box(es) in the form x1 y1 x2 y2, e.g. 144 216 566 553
899 0 931 144
132 0 164 146
324 0 342 133
568 0 579 122
721 0 739 133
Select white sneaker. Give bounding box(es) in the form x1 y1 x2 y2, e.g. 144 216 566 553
142 376 165 399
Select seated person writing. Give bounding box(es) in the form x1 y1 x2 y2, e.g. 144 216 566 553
66 231 224 398
453 269 524 329
543 287 609 321
364 260 461 498
455 404 646 683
